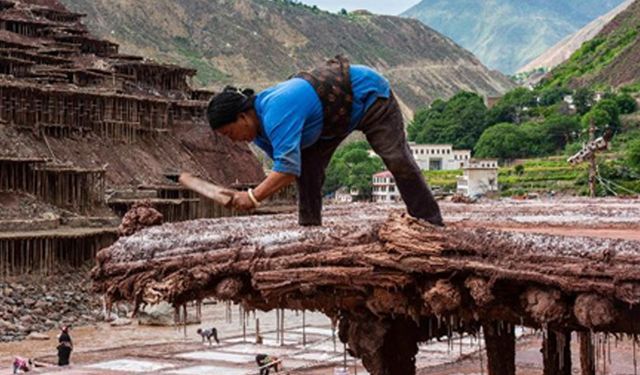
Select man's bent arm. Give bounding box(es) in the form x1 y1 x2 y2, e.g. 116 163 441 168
253 171 296 202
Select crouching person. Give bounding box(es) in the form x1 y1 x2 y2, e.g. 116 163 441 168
256 354 282 375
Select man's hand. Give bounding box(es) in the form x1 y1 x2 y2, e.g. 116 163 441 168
229 191 256 210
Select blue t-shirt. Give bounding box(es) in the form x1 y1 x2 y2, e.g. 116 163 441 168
253 65 390 176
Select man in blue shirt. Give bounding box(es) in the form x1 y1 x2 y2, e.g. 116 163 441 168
207 56 442 227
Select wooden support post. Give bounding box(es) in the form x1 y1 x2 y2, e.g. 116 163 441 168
342 316 419 375
543 329 572 375
579 332 595 375
255 318 261 344
482 321 515 375
302 310 307 347
589 119 597 198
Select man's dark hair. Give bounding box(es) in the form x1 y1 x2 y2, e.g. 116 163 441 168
207 86 255 130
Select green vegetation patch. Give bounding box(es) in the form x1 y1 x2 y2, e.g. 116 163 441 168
542 24 640 88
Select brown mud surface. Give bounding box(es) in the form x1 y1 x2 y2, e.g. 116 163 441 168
88 198 640 374
4 198 640 374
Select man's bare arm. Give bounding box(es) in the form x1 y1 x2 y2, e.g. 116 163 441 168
228 171 296 210
253 171 296 202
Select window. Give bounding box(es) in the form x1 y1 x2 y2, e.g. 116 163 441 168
429 159 443 171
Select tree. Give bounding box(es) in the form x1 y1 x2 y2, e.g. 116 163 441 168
581 108 612 133
541 115 581 152
593 99 621 132
409 92 488 149
474 123 529 161
615 93 637 115
486 87 536 126
627 138 640 171
574 88 594 115
407 101 443 141
538 86 571 107
324 141 384 198
521 122 558 157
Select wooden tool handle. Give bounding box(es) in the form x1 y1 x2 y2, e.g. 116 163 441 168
178 173 235 206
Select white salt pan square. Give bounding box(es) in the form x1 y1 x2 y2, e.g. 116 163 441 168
291 351 342 362
164 365 247 375
303 340 341 352
261 338 300 346
87 359 174 372
218 343 294 356
291 327 334 336
176 351 254 363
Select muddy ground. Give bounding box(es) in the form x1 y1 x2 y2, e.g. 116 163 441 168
2 302 638 374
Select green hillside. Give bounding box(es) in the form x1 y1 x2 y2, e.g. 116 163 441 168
541 0 640 89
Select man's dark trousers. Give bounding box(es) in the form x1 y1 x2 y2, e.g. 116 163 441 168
297 92 444 226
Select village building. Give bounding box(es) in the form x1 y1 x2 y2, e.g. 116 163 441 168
333 187 355 203
456 159 499 197
408 143 471 171
368 143 471 171
372 171 400 203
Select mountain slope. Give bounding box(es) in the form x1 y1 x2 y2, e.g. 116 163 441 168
518 0 634 74
59 0 514 114
541 0 640 88
402 0 625 74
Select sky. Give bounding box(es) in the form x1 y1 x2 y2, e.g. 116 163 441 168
299 0 420 15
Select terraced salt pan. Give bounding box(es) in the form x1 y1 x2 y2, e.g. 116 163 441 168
303 340 341 352
175 351 254 363
291 327 335 336
164 365 248 375
224 336 299 346
86 359 174 372
290 351 343 362
218 343 294 355
261 338 300 346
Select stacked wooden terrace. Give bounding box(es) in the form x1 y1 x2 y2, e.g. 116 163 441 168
0 0 267 277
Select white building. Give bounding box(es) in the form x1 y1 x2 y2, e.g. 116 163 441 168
333 187 353 203
372 171 400 203
456 159 499 197
408 143 471 171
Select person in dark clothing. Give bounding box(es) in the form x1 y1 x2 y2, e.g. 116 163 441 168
207 56 443 227
57 326 73 366
255 354 281 375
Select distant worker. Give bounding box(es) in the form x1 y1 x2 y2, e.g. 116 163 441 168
196 327 220 346
207 56 443 227
57 326 73 366
12 357 32 373
255 354 281 375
